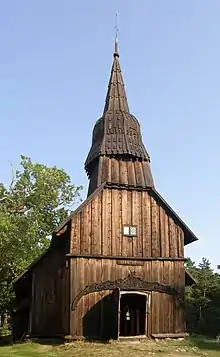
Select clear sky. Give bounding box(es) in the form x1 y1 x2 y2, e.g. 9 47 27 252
0 1 219 269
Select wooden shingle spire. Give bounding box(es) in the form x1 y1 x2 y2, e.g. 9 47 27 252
85 39 154 196
103 38 129 113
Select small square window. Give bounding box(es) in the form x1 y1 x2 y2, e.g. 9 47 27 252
123 225 137 237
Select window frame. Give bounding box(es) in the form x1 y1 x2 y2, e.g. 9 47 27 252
122 225 138 237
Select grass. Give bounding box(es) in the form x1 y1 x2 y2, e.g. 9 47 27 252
0 336 220 357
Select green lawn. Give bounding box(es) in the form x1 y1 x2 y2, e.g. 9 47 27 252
0 336 220 357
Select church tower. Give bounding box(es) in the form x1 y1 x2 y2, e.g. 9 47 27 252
85 42 154 196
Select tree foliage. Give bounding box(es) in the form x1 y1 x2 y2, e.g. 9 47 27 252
0 155 82 315
185 257 220 337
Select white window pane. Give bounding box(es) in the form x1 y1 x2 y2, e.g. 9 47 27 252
123 226 130 235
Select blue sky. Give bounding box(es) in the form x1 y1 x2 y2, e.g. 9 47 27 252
0 1 219 268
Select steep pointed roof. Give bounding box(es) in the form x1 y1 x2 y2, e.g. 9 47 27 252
85 41 152 177
103 44 129 113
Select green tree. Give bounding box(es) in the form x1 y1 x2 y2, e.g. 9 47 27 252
185 257 197 272
185 257 220 337
0 155 82 316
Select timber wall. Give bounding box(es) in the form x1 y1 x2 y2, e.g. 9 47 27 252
31 244 70 336
70 188 185 258
70 258 185 338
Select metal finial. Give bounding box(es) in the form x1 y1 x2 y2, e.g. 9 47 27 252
114 12 119 57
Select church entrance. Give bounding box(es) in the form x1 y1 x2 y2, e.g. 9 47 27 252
119 292 146 337
113 291 148 338
82 286 150 341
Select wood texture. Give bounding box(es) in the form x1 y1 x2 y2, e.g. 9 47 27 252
87 157 154 196
70 258 185 338
70 188 185 259
31 242 70 337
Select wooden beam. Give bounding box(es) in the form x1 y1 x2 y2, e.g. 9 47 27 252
66 253 186 262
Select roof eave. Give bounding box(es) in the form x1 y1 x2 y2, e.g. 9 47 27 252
13 183 107 284
12 248 50 284
55 182 106 235
149 187 199 246
185 269 197 286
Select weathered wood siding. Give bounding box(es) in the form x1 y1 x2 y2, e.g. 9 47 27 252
70 188 185 258
70 258 185 338
31 244 70 336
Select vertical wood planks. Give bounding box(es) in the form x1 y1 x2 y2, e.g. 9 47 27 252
127 190 133 256
101 190 108 255
91 195 99 254
119 160 128 185
111 158 120 184
116 190 122 255
71 215 80 254
79 211 84 253
127 160 136 186
131 190 139 256
151 197 160 257
107 157 112 183
138 191 143 257
164 214 170 257
70 258 77 337
163 261 171 333
82 202 91 254
121 190 129 256
97 193 102 255
177 227 184 258
106 189 112 255
169 217 176 258
142 192 152 257
159 207 166 257
168 262 174 332
76 258 85 336
111 190 117 256
134 160 145 187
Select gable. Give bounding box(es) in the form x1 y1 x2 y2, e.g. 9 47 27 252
56 183 198 247
68 186 191 258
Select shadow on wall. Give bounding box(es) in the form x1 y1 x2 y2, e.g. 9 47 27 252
83 294 118 341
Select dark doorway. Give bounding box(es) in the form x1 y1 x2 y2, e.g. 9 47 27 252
119 293 146 337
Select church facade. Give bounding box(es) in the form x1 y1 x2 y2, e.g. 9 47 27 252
12 43 197 341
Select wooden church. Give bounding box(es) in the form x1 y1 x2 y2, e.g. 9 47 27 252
13 41 198 341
